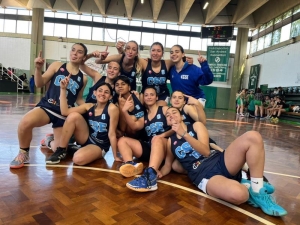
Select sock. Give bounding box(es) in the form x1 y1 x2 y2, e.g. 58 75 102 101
250 177 263 193
58 147 67 151
20 147 30 152
242 163 249 172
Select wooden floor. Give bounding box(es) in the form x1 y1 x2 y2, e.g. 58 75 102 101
0 93 299 225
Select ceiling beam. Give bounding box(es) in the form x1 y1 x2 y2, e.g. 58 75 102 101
66 0 83 13
14 0 30 9
253 0 300 27
124 0 138 20
150 0 164 23
205 0 230 24
232 0 269 24
175 0 194 25
94 0 110 16
39 0 56 9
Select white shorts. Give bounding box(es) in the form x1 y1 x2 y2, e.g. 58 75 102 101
198 98 206 108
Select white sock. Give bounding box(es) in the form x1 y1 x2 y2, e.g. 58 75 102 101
241 171 248 179
250 177 263 193
242 163 249 172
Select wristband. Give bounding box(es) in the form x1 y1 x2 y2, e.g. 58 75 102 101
181 131 187 138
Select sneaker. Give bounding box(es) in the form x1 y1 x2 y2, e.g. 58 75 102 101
260 117 265 120
248 187 287 216
240 113 245 117
241 178 275 194
46 147 67 164
41 134 54 149
126 167 157 192
249 114 255 118
119 161 144 178
10 150 30 169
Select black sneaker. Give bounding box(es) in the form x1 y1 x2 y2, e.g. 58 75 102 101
46 147 67 164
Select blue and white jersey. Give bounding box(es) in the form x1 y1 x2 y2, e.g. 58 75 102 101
143 106 170 142
37 63 84 114
85 76 106 103
141 59 169 97
87 102 111 151
170 124 216 183
120 54 137 91
128 93 145 119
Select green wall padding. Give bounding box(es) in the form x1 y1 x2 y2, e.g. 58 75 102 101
216 87 230 109
83 75 93 100
201 86 217 108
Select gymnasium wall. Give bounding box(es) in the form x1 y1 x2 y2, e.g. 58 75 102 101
243 40 300 89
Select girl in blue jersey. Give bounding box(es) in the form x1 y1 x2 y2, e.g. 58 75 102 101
46 76 120 164
10 44 88 169
113 76 144 138
169 45 214 107
125 107 287 217
80 59 121 103
117 86 173 178
94 41 142 91
115 41 193 106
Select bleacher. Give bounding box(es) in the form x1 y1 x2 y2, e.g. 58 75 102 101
265 87 300 122
0 64 29 93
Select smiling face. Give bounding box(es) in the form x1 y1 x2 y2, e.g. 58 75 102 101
114 79 130 95
165 107 182 126
106 61 120 80
170 46 184 63
170 91 185 109
143 87 158 106
94 84 112 103
70 44 86 64
150 44 163 62
125 41 138 60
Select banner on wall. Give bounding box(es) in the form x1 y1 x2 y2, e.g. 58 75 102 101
248 64 261 91
207 46 230 82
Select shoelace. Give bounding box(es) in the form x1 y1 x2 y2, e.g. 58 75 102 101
52 149 66 158
261 192 278 206
134 169 152 189
16 152 28 162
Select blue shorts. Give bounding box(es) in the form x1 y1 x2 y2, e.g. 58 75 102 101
82 136 110 153
157 92 170 102
138 141 151 162
193 151 242 187
40 107 65 128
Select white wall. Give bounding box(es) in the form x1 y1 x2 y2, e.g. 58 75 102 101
0 37 31 70
244 41 300 88
0 37 233 89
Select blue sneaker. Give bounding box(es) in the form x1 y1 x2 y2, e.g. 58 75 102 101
249 187 287 216
119 161 143 178
241 178 275 194
126 167 157 192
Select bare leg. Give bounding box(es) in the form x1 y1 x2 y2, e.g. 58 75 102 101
148 137 168 171
254 105 258 117
18 107 50 148
117 137 143 162
73 144 104 165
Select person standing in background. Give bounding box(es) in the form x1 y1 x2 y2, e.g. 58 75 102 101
29 75 34 94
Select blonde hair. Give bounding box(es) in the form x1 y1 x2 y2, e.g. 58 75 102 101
125 40 141 74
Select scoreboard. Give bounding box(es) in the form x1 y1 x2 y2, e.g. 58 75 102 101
201 26 233 39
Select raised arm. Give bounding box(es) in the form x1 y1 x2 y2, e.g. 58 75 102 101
184 94 206 125
75 75 87 106
34 51 62 87
121 95 145 131
197 52 214 85
80 62 103 83
59 75 90 116
108 103 121 162
172 120 210 157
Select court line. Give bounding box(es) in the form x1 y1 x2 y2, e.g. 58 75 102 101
2 163 276 225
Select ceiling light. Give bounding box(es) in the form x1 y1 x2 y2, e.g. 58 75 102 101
203 2 209 9
141 0 144 4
